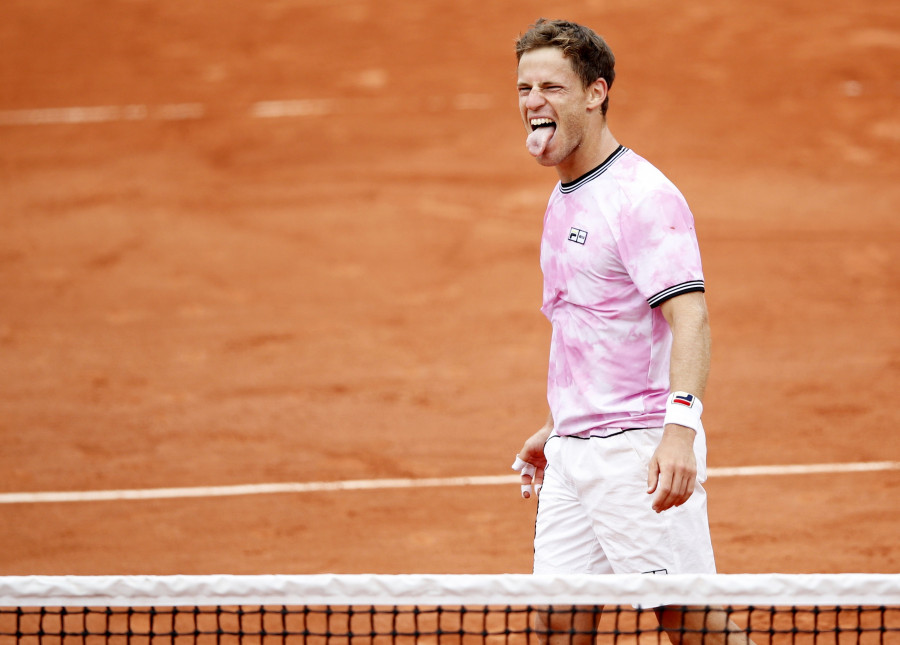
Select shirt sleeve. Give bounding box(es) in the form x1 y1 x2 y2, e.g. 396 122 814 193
617 185 705 308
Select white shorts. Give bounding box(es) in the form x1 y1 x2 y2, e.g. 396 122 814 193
533 427 717 575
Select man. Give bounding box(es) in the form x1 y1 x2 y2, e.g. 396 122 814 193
511 19 754 645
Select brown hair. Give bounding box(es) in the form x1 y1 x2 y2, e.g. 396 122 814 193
515 19 616 115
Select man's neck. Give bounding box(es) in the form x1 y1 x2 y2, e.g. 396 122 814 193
556 124 620 183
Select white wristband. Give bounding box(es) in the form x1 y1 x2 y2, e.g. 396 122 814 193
664 392 703 432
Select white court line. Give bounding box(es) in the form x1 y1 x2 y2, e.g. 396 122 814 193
250 99 336 118
0 94 495 126
0 461 897 505
0 103 205 126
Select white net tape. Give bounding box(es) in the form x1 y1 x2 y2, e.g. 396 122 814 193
1 574 899 608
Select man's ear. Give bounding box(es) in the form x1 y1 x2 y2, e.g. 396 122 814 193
586 78 608 112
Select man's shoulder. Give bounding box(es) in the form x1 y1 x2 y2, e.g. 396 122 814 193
561 150 676 208
559 148 676 199
611 149 679 190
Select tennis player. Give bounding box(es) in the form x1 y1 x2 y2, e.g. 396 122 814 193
511 19 755 645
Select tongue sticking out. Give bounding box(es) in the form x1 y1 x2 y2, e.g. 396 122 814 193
526 126 554 157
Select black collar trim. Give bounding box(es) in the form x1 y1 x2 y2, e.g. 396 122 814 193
559 145 628 194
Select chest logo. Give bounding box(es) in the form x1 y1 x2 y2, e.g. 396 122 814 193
568 227 588 245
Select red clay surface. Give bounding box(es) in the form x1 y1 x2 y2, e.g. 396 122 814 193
1 0 898 576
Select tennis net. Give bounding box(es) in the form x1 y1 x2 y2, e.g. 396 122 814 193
1 574 898 644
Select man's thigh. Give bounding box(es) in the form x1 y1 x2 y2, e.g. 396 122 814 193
534 431 716 575
533 436 614 575
578 429 717 574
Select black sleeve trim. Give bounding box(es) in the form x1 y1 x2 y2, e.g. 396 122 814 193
647 280 705 308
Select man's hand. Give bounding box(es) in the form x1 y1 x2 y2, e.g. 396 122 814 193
647 424 697 512
512 423 553 500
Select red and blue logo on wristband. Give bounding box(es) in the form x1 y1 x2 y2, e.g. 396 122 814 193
672 393 695 407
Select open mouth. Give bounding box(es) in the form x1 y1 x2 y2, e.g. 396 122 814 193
530 117 556 132
527 118 556 156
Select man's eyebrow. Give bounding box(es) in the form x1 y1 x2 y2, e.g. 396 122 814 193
517 80 563 87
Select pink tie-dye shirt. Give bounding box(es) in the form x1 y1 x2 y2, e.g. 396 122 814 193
540 147 705 436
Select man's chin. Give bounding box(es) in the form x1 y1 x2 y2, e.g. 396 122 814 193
534 153 558 167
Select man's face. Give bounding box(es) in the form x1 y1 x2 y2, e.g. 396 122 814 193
517 47 591 169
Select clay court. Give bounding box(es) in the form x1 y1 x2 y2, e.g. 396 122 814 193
1 0 898 577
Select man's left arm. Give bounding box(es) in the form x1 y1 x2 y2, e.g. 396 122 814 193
647 290 711 513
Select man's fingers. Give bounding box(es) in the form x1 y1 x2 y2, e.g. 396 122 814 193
651 469 674 512
512 456 538 499
532 466 544 497
677 475 696 506
512 456 535 475
647 458 660 494
652 469 696 512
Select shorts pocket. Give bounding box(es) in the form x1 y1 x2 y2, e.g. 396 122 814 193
543 433 561 466
622 428 662 471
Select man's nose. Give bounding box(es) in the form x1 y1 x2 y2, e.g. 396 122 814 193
523 88 545 109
